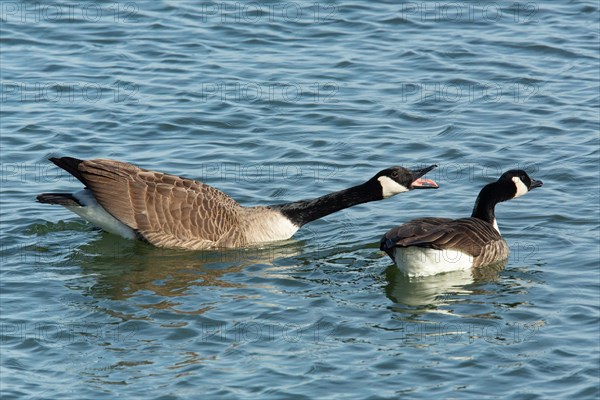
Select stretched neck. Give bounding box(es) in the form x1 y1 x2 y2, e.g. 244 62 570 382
471 181 514 225
273 181 381 227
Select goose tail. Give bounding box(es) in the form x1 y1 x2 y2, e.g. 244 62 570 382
49 157 86 184
36 193 82 207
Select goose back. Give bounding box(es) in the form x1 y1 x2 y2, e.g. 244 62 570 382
74 158 245 249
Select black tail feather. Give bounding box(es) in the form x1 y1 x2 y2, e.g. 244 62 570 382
37 193 82 206
49 157 86 185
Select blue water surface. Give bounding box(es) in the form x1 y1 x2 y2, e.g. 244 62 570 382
1 1 599 398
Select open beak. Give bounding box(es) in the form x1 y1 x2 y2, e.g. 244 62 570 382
530 179 543 189
411 178 439 189
410 165 439 189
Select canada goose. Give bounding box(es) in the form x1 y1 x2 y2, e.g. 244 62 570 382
380 170 543 277
37 157 438 250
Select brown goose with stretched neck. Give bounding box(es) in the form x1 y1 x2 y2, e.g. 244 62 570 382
37 157 438 250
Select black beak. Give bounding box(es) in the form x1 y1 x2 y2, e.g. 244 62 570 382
410 164 439 189
530 179 543 189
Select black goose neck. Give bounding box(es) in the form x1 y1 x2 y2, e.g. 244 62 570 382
273 180 381 227
470 180 514 223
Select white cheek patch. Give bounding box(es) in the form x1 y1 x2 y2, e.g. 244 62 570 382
378 176 409 198
512 176 529 198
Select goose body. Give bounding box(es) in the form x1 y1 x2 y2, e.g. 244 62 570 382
380 170 542 277
38 157 438 250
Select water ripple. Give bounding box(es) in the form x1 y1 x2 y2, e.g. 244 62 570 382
1 0 598 398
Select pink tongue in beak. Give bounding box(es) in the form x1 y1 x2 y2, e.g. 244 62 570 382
411 178 439 189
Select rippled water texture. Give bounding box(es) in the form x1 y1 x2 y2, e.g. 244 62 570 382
1 1 599 398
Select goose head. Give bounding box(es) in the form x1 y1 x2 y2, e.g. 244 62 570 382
498 169 543 199
471 169 543 227
372 165 438 199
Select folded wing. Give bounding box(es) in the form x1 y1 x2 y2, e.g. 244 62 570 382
380 217 502 259
53 157 243 249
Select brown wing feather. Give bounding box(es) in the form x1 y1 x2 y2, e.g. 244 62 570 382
76 159 242 248
381 217 502 258
383 218 452 243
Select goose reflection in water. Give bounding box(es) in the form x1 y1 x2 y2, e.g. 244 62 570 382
65 232 305 305
384 259 507 309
